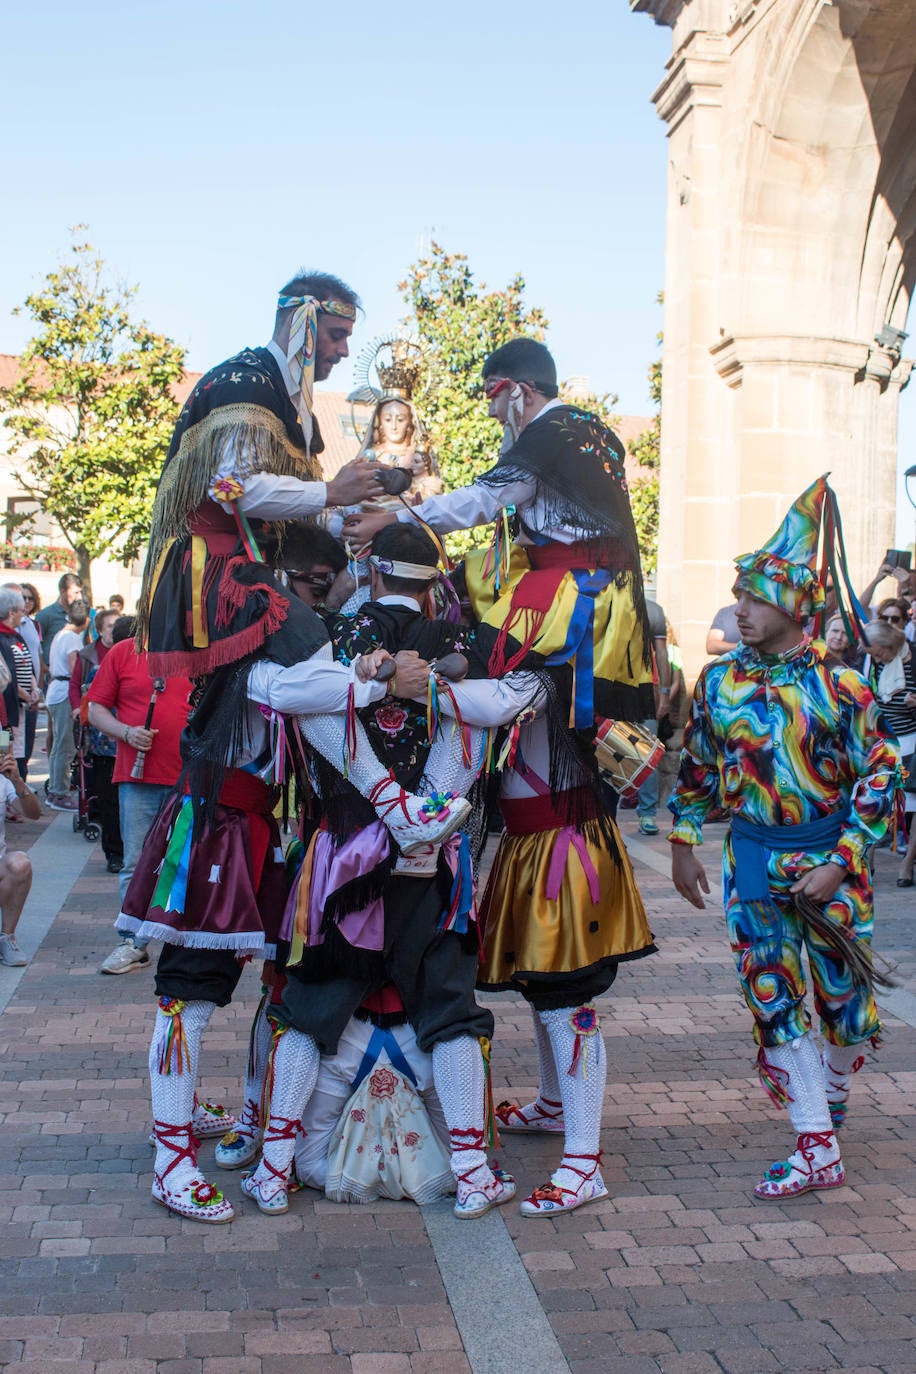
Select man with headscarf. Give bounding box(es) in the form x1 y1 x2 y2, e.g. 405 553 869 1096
138 271 382 678
669 476 900 1200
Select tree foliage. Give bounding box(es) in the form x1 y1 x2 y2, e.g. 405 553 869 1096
1 230 186 600
627 311 662 578
401 243 549 556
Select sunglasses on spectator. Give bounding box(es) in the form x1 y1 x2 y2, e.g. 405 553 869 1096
879 613 904 623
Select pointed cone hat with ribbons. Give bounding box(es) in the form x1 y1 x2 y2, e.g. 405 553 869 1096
732 476 829 622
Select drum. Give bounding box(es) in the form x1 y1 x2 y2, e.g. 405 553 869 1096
594 719 665 800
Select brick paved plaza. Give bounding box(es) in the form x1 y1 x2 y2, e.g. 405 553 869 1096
2 807 916 1374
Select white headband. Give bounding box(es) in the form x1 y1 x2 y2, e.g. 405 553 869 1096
369 555 438 582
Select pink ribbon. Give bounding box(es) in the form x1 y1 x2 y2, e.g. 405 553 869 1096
546 827 601 904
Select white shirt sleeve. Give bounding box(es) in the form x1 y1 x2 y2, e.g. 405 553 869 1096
208 432 327 516
237 472 328 518
432 673 545 727
245 643 386 715
396 478 537 534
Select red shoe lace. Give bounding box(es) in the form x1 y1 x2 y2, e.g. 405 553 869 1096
153 1120 200 1188
796 1132 837 1176
367 773 412 824
449 1127 489 1189
258 1115 301 1188
237 1096 260 1133
496 1096 563 1126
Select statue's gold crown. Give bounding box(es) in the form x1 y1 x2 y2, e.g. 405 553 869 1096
375 339 423 399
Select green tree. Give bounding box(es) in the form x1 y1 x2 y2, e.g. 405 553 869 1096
401 242 549 556
628 325 662 578
1 230 186 601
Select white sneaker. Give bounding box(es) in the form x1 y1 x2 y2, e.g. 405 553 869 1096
0 933 27 966
99 940 151 975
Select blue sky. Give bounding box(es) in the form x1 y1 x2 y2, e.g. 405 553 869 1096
0 1 671 417
3 0 912 534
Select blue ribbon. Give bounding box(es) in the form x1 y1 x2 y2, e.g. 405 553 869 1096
546 568 611 729
440 832 475 935
730 810 845 907
351 1026 418 1093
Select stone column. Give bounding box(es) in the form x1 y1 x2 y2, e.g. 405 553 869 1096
632 0 915 678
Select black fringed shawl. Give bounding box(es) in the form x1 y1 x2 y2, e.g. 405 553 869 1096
138 347 323 654
480 404 651 664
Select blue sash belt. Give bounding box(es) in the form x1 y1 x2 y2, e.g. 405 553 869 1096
730 811 845 907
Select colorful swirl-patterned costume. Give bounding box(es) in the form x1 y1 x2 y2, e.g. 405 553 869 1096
669 637 900 1047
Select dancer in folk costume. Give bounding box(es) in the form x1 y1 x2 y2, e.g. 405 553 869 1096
137 270 383 679
670 476 900 1200
128 549 470 1224
239 522 541 1220
348 337 657 1217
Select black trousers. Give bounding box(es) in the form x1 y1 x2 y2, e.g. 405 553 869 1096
88 754 123 860
279 875 494 1055
154 945 245 1008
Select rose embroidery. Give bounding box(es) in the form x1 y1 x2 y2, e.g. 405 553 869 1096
402 1132 419 1147
369 1067 398 1100
374 704 407 735
350 1108 366 1123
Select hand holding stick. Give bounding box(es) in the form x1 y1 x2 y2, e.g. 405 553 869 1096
130 677 165 780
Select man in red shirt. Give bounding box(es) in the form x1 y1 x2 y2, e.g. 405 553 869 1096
87 617 191 975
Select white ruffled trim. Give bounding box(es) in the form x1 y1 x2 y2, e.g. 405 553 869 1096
117 913 265 957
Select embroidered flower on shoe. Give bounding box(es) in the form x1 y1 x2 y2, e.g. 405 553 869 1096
369 1067 398 1100
190 1181 224 1207
530 1182 565 1205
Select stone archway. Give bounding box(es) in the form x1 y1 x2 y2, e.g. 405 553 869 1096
632 0 916 675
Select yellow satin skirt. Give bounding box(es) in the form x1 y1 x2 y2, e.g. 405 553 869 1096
463 544 652 698
478 820 655 990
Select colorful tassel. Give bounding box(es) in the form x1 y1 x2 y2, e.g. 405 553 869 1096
436 681 474 767
480 1036 499 1149
246 989 269 1080
567 1005 599 1080
258 1019 288 1127
426 671 441 743
232 503 265 564
157 997 189 1076
343 682 357 778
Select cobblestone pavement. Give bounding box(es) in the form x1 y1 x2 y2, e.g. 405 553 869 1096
2 807 916 1373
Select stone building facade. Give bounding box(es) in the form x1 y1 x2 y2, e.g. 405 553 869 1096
632 0 915 675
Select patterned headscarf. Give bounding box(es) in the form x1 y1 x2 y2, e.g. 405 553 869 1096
277 294 357 450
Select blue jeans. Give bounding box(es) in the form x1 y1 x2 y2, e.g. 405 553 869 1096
117 782 173 950
636 718 660 819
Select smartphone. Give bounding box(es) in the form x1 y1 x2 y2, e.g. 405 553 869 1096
885 548 912 570
0 730 10 751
